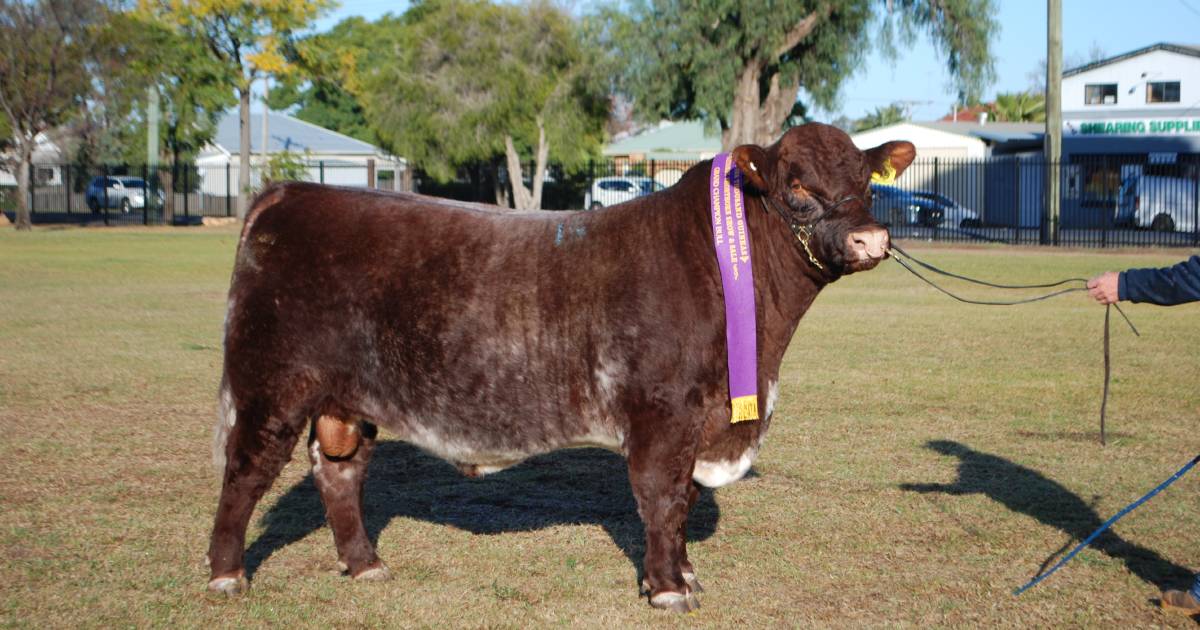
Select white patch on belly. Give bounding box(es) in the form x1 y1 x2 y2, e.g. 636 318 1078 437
402 422 530 473
566 426 625 453
693 448 757 488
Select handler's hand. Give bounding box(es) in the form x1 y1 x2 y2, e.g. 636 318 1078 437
1087 272 1120 305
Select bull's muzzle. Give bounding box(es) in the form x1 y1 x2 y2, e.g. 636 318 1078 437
845 227 890 270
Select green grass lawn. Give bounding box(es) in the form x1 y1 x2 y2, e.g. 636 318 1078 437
1 226 1198 627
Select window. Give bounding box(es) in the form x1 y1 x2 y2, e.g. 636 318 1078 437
1085 84 1118 105
1146 81 1181 103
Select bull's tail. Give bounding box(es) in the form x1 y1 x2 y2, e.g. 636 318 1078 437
213 375 236 474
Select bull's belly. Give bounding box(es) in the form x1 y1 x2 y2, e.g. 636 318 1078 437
381 414 626 478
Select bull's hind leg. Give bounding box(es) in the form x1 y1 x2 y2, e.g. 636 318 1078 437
307 417 389 581
627 420 701 612
207 397 307 595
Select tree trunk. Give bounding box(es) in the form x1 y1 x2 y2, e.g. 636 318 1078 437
237 86 251 219
721 9 827 150
530 116 549 211
14 144 32 230
504 117 550 211
504 135 533 211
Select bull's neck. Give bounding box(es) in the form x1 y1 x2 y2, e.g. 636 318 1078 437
670 164 827 378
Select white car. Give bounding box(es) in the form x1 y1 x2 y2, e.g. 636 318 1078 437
1118 174 1197 232
584 176 665 209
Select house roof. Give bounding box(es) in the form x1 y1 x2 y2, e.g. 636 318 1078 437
210 110 384 156
914 121 1044 143
1063 43 1200 78
603 121 722 160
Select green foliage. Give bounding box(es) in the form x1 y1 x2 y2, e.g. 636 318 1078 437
354 0 608 182
266 16 380 144
991 91 1045 123
878 0 998 105
261 150 309 185
853 103 908 132
144 0 335 90
82 9 236 167
596 0 996 142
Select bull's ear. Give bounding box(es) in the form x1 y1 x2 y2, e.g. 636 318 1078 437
732 144 772 192
865 141 916 185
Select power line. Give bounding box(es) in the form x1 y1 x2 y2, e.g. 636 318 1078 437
1177 0 1200 18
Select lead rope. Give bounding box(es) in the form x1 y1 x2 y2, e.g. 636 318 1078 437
1013 454 1200 595
887 244 1139 446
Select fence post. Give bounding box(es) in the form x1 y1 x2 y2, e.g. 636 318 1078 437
65 166 71 214
183 166 190 219
367 158 376 188
1193 164 1199 247
319 160 325 184
932 157 940 200
225 162 232 217
1100 156 1109 248
142 164 149 226
102 165 110 226
28 162 35 217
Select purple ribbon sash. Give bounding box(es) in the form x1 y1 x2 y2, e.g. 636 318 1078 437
709 153 758 423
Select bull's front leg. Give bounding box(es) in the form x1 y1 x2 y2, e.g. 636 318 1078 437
626 417 701 613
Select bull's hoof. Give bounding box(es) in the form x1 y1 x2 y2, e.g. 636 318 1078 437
353 564 392 582
682 571 704 593
649 591 701 613
207 574 249 596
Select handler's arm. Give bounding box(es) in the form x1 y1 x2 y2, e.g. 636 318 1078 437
1118 255 1200 306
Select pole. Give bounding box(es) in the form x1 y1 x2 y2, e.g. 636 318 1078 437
261 78 270 177
1044 0 1062 246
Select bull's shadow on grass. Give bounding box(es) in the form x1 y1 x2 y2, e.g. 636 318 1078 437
244 440 720 581
901 440 1192 591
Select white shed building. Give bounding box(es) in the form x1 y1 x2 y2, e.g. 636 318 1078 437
196 110 407 195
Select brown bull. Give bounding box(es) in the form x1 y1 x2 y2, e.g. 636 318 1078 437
207 123 915 611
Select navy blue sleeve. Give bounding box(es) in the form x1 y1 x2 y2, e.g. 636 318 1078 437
1118 255 1200 305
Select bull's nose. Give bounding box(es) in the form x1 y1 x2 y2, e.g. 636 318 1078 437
847 228 890 260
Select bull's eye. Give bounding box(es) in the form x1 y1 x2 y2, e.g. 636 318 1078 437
790 182 804 195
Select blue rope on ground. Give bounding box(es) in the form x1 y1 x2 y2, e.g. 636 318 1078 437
1014 454 1200 596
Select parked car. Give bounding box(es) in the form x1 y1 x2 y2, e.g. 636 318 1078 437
870 183 980 228
910 191 982 228
1117 174 1197 232
584 176 665 209
85 176 160 213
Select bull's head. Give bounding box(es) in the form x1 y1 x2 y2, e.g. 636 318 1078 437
732 123 915 277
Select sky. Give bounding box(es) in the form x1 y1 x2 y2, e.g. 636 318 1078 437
311 0 1200 123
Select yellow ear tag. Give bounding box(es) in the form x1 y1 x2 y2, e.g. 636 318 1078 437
870 161 897 185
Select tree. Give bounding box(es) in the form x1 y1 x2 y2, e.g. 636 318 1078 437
80 9 236 220
597 0 997 149
991 90 1044 123
853 103 908 132
355 0 608 210
143 0 332 218
0 0 101 230
266 16 379 144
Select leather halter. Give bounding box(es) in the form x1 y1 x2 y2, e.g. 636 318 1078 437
760 194 860 271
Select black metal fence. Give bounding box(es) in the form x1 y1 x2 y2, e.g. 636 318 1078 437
5 156 1199 248
0 161 408 226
